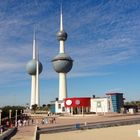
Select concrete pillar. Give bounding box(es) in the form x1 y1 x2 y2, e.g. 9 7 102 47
31 76 36 108
59 73 67 100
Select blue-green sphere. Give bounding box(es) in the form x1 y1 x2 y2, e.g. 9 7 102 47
26 59 43 75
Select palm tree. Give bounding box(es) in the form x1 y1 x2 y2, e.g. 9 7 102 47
31 104 38 113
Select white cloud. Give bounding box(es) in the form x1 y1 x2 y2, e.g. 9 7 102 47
0 0 139 87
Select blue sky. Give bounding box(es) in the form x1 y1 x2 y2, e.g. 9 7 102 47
0 0 140 106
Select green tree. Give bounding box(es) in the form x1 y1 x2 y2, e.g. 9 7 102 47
31 104 38 113
46 104 51 111
42 104 46 108
125 101 140 107
1 106 25 118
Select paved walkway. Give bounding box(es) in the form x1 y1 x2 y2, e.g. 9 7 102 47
10 125 36 140
9 113 140 140
39 113 140 128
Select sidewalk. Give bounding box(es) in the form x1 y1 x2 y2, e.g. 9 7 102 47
10 125 37 140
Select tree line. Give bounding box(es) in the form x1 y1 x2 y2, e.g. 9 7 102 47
125 101 140 107
0 106 25 119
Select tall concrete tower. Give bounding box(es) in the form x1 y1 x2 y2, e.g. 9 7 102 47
52 6 73 100
26 32 43 108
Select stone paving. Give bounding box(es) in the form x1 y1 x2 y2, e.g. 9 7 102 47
10 125 36 140
39 113 140 128
9 113 140 140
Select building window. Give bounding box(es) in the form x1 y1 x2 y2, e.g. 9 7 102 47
58 104 61 109
62 107 65 112
97 101 101 108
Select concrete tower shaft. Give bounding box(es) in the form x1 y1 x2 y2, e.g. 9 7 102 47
52 4 73 100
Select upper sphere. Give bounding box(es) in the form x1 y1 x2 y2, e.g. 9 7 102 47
57 30 67 41
26 59 43 75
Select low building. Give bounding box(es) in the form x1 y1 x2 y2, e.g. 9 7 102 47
50 93 124 114
55 100 65 113
90 97 111 113
64 97 91 114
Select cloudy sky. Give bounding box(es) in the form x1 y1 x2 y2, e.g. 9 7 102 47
0 0 140 106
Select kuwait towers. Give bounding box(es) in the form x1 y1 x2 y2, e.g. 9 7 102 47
52 6 73 100
26 32 43 108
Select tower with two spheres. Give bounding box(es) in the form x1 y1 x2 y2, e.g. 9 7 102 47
52 6 73 101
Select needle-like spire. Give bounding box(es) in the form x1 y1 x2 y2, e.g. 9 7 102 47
33 28 36 59
60 3 63 31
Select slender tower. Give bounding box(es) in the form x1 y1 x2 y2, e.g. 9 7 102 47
26 32 43 108
35 47 40 106
52 5 73 100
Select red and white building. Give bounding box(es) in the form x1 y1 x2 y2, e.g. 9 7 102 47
50 93 124 114
64 97 91 115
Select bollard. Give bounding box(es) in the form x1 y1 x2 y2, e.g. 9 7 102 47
75 124 80 129
84 122 87 126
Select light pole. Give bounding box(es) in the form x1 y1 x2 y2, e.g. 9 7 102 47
9 109 12 127
0 110 2 126
9 109 12 123
15 110 17 127
9 110 12 119
20 110 22 114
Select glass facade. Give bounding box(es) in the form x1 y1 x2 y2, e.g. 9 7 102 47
110 93 124 113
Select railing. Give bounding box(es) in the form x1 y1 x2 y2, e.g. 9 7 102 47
37 118 140 135
0 127 17 140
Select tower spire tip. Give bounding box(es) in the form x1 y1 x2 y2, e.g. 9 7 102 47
60 2 63 31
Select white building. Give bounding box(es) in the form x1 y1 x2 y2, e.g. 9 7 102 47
53 97 111 114
55 100 65 113
90 97 111 114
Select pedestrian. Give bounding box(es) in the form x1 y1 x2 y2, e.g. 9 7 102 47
42 119 44 125
6 121 9 127
32 119 34 124
0 126 3 134
53 117 56 124
27 119 30 125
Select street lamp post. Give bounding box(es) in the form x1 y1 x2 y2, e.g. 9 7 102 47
9 109 12 127
15 110 17 127
0 110 2 126
9 110 12 119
